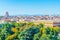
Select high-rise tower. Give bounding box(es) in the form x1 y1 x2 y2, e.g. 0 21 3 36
5 11 10 19
5 11 9 17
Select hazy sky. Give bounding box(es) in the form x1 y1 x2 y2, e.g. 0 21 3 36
0 0 60 16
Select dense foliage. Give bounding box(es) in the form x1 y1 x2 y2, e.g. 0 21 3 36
0 22 60 40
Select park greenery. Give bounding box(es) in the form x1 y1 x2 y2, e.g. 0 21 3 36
0 21 60 40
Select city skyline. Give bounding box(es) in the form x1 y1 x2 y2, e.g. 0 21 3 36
0 0 60 16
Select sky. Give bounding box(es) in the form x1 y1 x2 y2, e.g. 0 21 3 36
0 0 60 16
